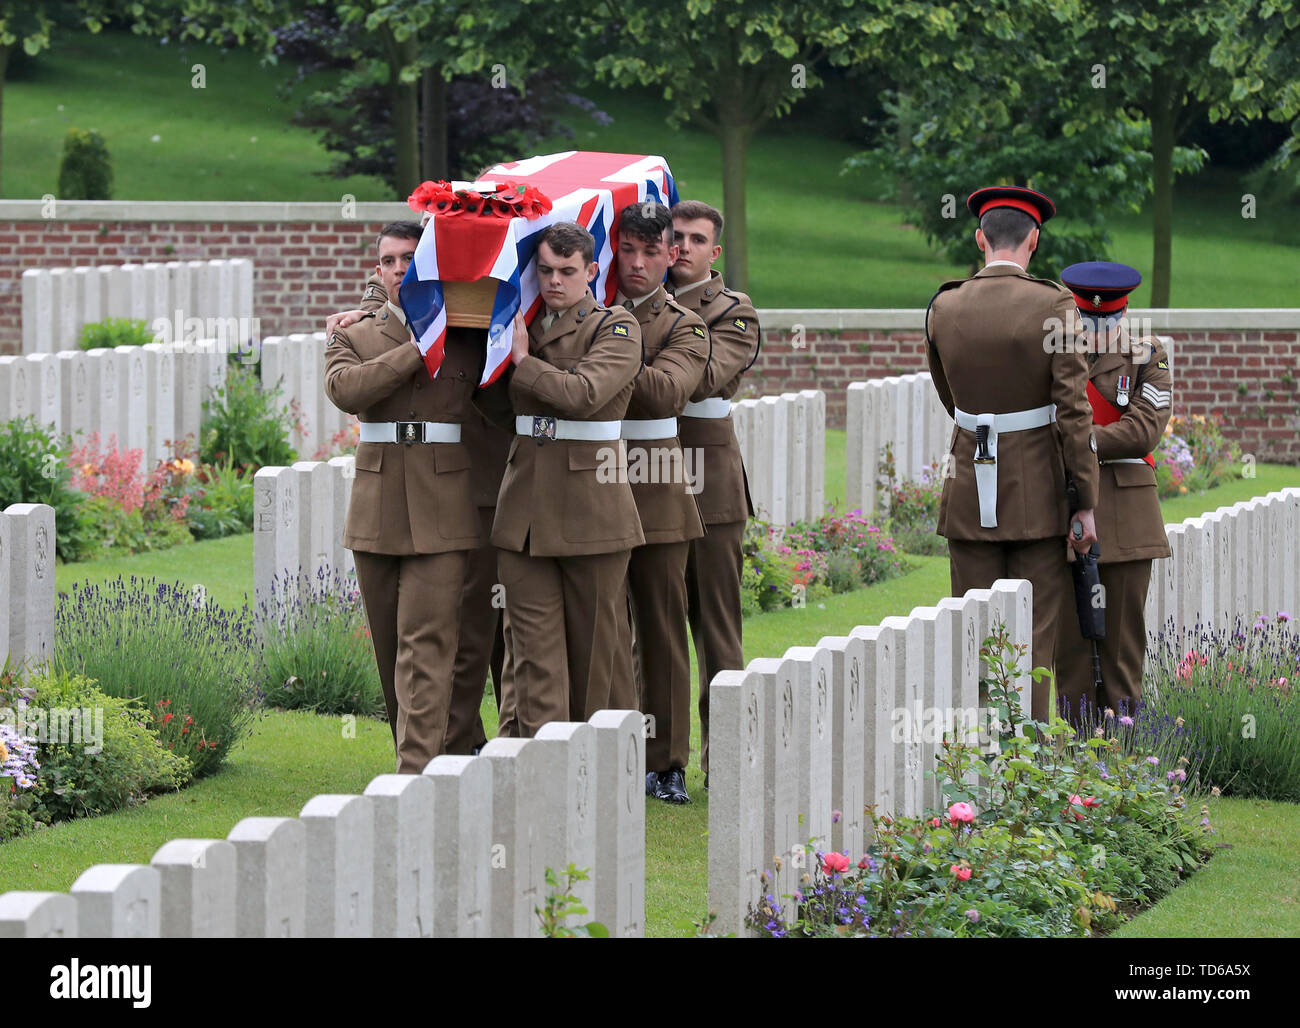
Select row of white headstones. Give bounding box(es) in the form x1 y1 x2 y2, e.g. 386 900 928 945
0 711 646 938
20 259 254 356
705 486 1300 937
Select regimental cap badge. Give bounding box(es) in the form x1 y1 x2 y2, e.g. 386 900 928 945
405 423 417 441
1093 294 1102 307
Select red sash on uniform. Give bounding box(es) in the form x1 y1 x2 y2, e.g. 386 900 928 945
1087 381 1155 468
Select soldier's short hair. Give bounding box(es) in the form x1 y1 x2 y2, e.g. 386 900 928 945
671 200 724 245
377 221 423 249
979 207 1036 250
618 200 673 247
538 222 595 264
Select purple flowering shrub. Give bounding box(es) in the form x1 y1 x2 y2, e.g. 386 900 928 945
748 623 1214 938
1142 611 1300 801
877 447 948 557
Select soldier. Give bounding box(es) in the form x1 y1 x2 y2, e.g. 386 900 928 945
1054 262 1172 718
477 221 644 737
323 220 482 773
668 199 758 790
926 186 1099 720
325 254 511 754
611 200 709 805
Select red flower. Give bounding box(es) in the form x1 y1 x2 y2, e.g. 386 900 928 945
821 852 851 876
950 864 972 881
1082 796 1101 808
162 713 173 724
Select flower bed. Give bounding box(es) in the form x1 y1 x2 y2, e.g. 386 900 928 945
742 506 910 614
748 625 1216 937
1153 409 1241 499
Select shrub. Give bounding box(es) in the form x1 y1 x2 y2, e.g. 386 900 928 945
256 568 384 716
77 317 153 350
54 578 261 778
882 462 947 556
201 363 297 474
749 623 1215 938
312 419 360 461
57 127 113 200
0 415 95 562
784 506 910 586
1153 409 1241 499
1 668 190 826
1142 612 1300 802
187 459 255 539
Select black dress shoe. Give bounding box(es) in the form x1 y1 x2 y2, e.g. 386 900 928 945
654 767 691 804
646 771 660 796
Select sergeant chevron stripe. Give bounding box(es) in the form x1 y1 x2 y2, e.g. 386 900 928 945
1141 383 1170 408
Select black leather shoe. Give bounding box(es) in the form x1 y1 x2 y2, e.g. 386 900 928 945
654 768 691 804
646 771 660 796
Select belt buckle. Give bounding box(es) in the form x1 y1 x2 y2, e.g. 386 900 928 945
531 416 557 440
397 421 421 445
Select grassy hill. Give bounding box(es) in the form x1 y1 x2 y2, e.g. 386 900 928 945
4 30 1298 308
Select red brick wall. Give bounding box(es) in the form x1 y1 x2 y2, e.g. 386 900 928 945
0 219 386 353
744 327 1300 465
2 219 1296 463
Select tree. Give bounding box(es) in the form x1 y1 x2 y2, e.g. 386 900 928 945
1091 0 1300 305
586 0 880 292
850 0 1202 283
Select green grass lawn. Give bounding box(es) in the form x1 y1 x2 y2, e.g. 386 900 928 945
7 33 1298 307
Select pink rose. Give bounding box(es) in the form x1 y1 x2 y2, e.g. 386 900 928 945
947 801 975 824
950 864 972 881
928 817 942 828
1069 794 1083 805
821 852 851 876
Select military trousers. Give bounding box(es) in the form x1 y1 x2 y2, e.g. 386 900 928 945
444 505 509 754
947 537 1072 722
496 546 632 738
352 548 469 774
624 540 693 772
685 519 746 775
1054 559 1152 721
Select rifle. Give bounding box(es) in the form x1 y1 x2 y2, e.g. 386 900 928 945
1066 477 1105 697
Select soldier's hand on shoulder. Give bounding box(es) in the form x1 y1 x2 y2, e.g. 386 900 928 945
326 309 369 337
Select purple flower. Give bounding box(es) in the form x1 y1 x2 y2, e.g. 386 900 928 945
1146 756 1160 765
966 909 980 923
1119 715 1134 726
831 809 842 824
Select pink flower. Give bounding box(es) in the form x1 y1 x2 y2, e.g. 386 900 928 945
831 809 842 824
1118 716 1134 726
928 817 941 828
947 801 975 824
1069 794 1083 805
1083 796 1101 808
966 909 980 922
950 864 972 881
821 852 851 876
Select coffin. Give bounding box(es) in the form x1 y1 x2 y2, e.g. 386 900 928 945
442 279 497 329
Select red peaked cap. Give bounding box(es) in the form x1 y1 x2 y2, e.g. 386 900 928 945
966 185 1056 225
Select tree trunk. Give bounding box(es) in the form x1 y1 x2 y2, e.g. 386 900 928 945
1149 70 1177 309
387 35 421 198
895 90 914 208
421 67 449 181
0 45 9 195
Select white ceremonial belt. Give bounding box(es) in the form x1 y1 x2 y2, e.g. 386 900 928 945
682 398 732 418
360 421 461 444
514 415 621 441
621 417 678 440
952 403 1057 529
1100 458 1149 465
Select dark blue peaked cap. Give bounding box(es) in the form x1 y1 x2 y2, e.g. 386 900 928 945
1060 261 1142 313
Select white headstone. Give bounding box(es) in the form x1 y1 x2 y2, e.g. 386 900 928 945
937 593 982 783
327 456 356 579
299 793 374 938
587 710 645 938
533 722 598 931
705 669 766 938
989 579 1034 723
227 816 305 938
21 269 54 355
58 350 91 443
150 838 237 938
84 348 123 454
815 635 866 858
293 461 333 587
363 773 435 938
0 513 10 664
783 392 808 522
781 646 833 856
253 465 301 616
911 605 955 809
848 623 896 822
70 864 160 937
747 656 797 924
423 754 492 938
3 503 55 670
0 892 77 938
478 737 531 938
878 615 924 816
801 389 826 518
0 356 30 422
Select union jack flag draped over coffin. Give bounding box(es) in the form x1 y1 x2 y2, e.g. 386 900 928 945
398 150 679 387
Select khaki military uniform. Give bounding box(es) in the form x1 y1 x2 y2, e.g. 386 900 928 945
672 270 757 775
353 274 511 752
616 284 708 773
1055 334 1172 717
926 264 1099 719
324 302 481 773
477 289 644 737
